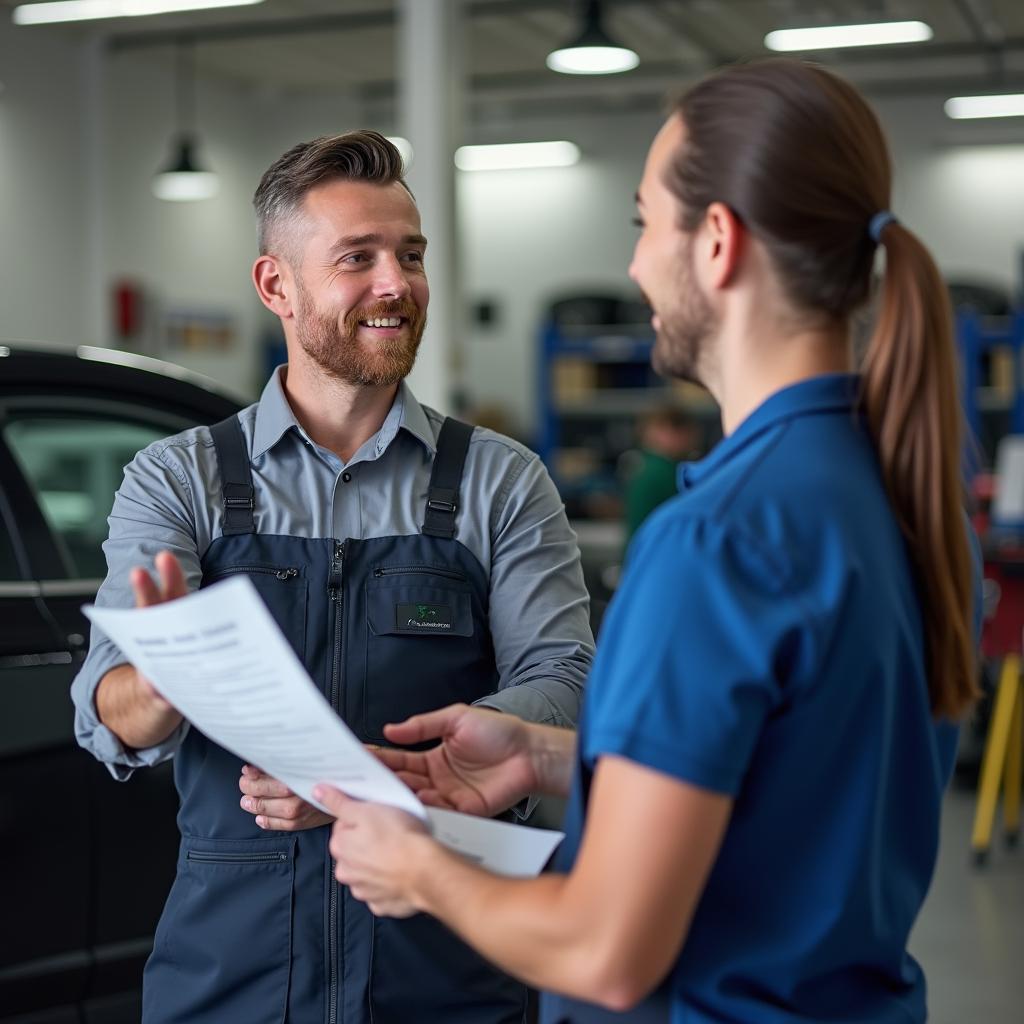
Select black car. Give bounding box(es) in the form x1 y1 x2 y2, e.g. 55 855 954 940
0 342 242 1023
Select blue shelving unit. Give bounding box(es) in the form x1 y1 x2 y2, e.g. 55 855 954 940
537 321 654 462
959 310 1024 471
536 319 719 518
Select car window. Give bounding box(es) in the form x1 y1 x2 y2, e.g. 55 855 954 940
3 417 167 579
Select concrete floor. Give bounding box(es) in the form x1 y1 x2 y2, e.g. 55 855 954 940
910 782 1024 1021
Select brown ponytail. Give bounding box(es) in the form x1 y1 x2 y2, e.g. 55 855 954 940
863 222 978 717
666 58 977 718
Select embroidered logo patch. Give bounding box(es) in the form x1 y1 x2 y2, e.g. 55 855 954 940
396 603 453 631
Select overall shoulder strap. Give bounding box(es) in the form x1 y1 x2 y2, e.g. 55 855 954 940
209 415 255 536
421 417 474 539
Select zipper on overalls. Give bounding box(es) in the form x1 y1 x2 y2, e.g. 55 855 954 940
206 565 300 582
327 539 345 1024
372 565 467 581
186 849 288 864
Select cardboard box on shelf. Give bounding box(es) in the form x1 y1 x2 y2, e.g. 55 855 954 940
552 358 598 402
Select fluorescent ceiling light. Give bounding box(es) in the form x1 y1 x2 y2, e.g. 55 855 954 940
13 0 265 26
945 94 1024 119
765 20 933 51
386 136 414 171
454 141 580 172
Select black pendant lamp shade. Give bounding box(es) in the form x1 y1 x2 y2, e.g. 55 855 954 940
546 0 639 75
153 44 218 201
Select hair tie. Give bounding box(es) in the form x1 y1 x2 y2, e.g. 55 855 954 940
869 210 898 244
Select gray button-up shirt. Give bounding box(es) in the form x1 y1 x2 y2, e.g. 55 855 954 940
71 369 594 780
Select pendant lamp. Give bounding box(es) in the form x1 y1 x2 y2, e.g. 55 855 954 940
153 42 218 202
546 0 639 76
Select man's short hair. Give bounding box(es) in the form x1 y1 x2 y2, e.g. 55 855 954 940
253 130 411 259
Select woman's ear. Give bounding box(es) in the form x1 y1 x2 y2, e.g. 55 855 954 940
701 201 745 291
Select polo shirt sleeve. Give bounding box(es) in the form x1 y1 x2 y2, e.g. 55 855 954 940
583 509 811 796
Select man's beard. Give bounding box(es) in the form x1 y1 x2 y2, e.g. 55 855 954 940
294 281 426 387
649 238 716 386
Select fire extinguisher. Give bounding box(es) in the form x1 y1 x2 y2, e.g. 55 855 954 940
113 280 143 342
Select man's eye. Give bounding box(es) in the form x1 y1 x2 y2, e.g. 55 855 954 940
342 253 368 264
402 251 425 264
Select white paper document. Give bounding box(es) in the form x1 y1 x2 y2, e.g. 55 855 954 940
84 576 563 878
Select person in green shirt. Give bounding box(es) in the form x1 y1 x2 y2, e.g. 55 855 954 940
624 405 697 544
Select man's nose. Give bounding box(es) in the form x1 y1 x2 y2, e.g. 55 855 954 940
372 255 413 299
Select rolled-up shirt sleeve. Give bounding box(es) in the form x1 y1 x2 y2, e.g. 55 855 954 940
70 441 203 780
473 452 594 729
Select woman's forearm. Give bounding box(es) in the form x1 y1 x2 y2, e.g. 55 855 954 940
406 756 730 1011
408 837 622 1004
325 757 730 1013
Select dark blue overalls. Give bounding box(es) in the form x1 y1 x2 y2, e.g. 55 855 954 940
142 415 527 1024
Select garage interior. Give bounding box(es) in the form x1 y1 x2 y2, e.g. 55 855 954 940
1 1 1023 1022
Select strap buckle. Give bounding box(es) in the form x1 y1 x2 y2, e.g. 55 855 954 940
427 498 456 514
225 495 254 511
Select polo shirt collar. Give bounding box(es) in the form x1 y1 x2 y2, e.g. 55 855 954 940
385 381 437 456
252 367 436 461
359 381 436 460
252 366 298 459
678 373 860 491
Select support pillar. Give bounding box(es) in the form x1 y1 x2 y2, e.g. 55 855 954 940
398 0 464 413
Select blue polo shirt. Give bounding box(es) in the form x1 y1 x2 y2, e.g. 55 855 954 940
543 374 960 1024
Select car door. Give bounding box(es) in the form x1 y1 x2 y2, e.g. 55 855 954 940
0 435 94 1022
0 393 223 1022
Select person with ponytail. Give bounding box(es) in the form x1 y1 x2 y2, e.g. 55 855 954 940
313 59 979 1024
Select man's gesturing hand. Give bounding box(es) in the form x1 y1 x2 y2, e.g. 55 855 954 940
128 550 188 710
238 765 334 831
97 550 188 748
374 704 537 817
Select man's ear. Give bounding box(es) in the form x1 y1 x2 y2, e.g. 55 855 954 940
701 201 744 291
252 255 295 319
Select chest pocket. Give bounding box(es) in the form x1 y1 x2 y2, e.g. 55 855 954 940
202 564 308 664
362 566 494 740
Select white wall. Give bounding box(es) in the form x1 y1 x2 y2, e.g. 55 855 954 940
880 94 1024 291
908 146 1024 288
0 19 90 346
100 49 275 400
458 111 658 433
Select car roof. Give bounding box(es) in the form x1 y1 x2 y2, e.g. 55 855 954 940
0 341 246 421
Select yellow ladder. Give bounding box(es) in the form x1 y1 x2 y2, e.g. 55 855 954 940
971 654 1023 865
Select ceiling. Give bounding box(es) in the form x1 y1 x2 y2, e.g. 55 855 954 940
6 0 1024 117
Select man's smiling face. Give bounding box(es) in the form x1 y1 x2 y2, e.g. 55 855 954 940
291 178 429 387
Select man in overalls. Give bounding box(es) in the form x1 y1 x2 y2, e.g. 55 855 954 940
71 131 594 1024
